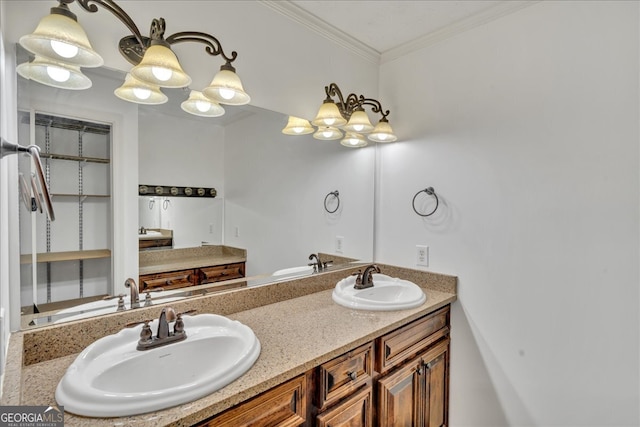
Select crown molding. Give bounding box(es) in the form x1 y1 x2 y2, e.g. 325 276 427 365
381 1 541 63
259 1 540 66
259 0 381 64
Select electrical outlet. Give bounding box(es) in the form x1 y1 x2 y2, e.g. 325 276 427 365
209 223 214 234
416 245 429 267
336 236 344 253
234 226 240 237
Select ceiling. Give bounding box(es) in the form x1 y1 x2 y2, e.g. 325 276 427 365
262 0 538 63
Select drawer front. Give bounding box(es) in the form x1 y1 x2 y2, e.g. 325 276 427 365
197 374 307 427
199 262 245 284
139 270 195 291
317 342 373 410
376 306 450 374
316 386 372 427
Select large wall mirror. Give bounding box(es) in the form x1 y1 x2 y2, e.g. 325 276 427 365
16 49 375 329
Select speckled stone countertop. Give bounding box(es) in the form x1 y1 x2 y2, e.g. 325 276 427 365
139 245 246 275
2 264 456 426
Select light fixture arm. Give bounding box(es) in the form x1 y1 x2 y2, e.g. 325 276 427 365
65 0 239 67
324 82 390 121
165 31 238 68
75 0 146 49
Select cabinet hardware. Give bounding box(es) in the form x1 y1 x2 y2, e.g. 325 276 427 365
347 371 357 381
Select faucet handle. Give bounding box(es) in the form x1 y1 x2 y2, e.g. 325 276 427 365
103 293 126 311
351 270 363 286
143 288 165 306
323 260 334 269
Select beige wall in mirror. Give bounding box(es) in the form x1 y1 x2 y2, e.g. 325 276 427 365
16 62 375 329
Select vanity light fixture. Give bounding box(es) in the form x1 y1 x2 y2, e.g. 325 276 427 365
17 0 250 117
283 82 397 147
281 116 314 135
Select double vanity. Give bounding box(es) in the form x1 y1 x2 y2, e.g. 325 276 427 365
2 263 457 426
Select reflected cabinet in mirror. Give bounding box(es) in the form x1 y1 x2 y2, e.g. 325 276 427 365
16 55 375 329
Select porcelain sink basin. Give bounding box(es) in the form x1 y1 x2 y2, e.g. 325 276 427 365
55 313 261 417
138 230 162 238
272 265 314 277
53 289 186 323
332 273 426 311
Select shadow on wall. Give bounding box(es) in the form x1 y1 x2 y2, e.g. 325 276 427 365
450 302 534 426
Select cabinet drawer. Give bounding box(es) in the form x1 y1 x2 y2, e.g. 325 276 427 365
376 306 450 374
316 386 372 427
317 342 373 410
198 374 307 426
139 269 195 291
198 262 245 284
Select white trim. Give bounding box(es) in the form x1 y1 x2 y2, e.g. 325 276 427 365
258 0 381 64
259 0 540 65
382 1 541 63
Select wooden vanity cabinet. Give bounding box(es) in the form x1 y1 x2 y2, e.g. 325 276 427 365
138 262 245 292
139 269 195 291
313 342 374 426
195 305 450 427
376 306 450 427
198 263 245 285
377 338 449 427
196 374 308 427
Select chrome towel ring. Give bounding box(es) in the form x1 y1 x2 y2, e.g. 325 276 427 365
412 187 439 217
324 190 340 214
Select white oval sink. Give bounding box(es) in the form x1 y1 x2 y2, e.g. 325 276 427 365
332 273 426 311
272 265 314 277
55 313 260 417
53 289 187 323
138 230 163 238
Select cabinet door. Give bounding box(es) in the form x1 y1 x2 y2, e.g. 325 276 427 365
378 338 450 427
316 386 372 427
197 374 307 427
422 340 449 427
377 356 424 427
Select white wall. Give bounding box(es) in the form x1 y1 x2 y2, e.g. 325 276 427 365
138 108 225 248
224 108 375 276
377 2 639 425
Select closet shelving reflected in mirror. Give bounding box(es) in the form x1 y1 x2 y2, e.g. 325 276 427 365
18 112 112 315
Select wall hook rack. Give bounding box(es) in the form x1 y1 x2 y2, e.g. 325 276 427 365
324 190 340 214
412 186 439 217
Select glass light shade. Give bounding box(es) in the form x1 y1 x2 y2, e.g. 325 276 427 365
19 11 103 67
131 44 192 88
313 126 343 141
203 68 251 105
367 119 398 143
17 56 91 90
181 90 225 117
282 116 314 135
340 132 368 148
343 109 374 133
311 101 347 127
114 73 168 105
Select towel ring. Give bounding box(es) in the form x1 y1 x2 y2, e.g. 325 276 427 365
324 190 340 214
412 187 439 217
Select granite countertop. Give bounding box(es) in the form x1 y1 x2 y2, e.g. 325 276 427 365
139 245 247 276
3 265 457 426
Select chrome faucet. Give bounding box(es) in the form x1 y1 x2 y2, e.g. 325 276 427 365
124 278 140 309
356 264 381 290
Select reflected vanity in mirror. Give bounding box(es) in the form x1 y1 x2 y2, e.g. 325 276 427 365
17 51 375 329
